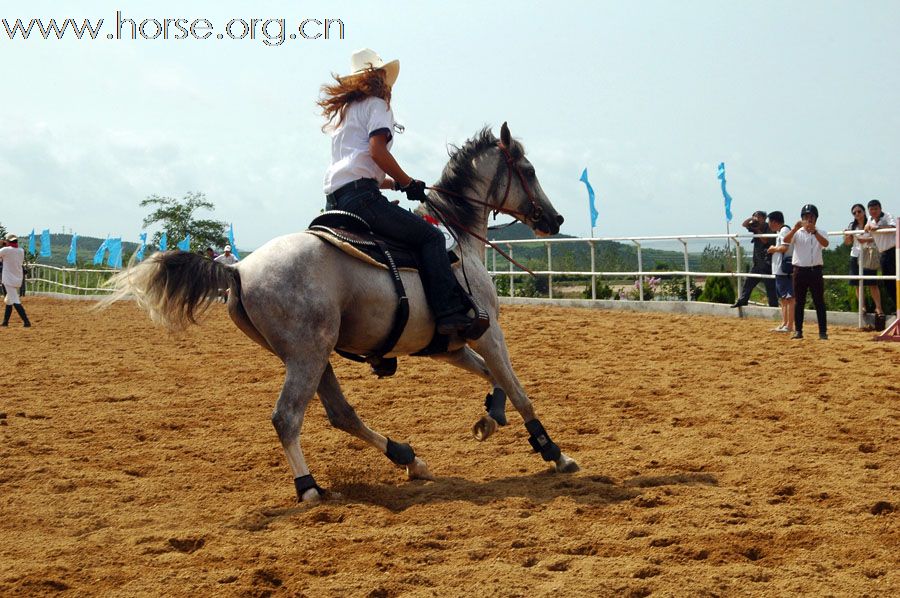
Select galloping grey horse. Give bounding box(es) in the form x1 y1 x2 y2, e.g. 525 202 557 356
105 123 579 502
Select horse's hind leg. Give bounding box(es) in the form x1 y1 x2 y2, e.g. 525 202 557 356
273 360 333 502
472 329 580 473
317 362 434 481
432 346 508 440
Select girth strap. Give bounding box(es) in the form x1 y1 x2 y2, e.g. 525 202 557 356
372 239 410 357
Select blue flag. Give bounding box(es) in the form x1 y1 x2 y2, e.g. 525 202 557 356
39 229 52 257
107 238 123 268
67 234 79 265
177 234 191 251
135 232 148 262
579 168 598 229
159 232 168 251
93 237 110 265
28 229 36 254
717 162 733 223
227 224 240 259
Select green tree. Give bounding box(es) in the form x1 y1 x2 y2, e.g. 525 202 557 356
140 191 228 252
0 222 6 238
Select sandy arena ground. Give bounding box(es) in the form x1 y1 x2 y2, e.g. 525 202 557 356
1 297 898 597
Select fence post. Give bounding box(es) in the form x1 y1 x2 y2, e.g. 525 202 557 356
858 253 864 329
508 244 514 298
589 240 596 300
680 239 691 301
632 240 644 301
547 242 553 299
733 236 743 300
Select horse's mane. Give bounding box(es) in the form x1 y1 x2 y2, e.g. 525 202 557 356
427 127 524 233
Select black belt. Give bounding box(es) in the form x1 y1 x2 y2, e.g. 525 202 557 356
794 265 823 270
325 178 379 205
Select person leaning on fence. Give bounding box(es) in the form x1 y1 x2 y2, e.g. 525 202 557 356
844 203 884 320
864 199 897 311
784 204 828 340
731 210 778 308
0 237 5 297
0 234 32 328
766 211 794 333
214 245 239 266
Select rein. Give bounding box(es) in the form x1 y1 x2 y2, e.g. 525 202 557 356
424 142 542 277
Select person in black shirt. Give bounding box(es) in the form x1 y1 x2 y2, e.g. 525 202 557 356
731 210 779 308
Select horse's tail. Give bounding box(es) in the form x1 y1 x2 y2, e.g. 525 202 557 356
99 251 238 332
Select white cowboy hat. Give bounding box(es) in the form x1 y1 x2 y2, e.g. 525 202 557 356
4 233 17 242
224 245 232 252
340 48 399 87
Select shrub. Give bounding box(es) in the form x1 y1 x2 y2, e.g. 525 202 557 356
698 276 736 304
582 279 614 300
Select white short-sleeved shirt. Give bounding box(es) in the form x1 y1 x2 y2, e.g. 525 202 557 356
772 225 793 275
790 228 824 267
214 253 238 266
0 246 25 287
323 96 396 194
868 211 897 252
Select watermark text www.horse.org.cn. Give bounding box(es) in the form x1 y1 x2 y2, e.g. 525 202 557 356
2 11 345 46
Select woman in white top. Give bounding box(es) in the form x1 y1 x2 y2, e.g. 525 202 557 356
317 49 473 335
0 233 31 327
843 203 883 316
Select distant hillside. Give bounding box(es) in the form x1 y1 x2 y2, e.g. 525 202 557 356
487 223 704 272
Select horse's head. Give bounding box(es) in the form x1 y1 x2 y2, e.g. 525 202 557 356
428 124 564 238
494 122 564 236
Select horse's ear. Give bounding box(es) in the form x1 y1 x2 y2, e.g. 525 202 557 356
500 122 511 147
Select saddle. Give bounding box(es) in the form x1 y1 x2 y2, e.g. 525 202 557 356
306 211 489 377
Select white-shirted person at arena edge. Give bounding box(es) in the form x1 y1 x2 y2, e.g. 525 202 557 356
864 199 897 309
0 233 32 327
214 245 239 266
784 204 829 340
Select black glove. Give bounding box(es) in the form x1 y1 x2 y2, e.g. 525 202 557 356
399 179 428 203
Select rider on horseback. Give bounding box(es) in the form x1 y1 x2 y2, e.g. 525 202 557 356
318 48 475 336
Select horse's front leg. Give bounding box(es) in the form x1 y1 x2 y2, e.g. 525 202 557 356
317 363 434 481
471 328 580 473
431 346 508 441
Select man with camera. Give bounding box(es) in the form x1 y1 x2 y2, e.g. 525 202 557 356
731 210 778 308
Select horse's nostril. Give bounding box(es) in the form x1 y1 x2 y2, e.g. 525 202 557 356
556 215 565 225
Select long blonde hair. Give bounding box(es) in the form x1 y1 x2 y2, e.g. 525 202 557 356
317 68 391 131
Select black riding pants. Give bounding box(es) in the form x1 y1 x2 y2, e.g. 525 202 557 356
326 182 464 317
792 266 827 335
737 263 778 307
880 247 897 308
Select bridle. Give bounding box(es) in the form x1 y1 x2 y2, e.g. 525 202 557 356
428 142 544 226
424 142 545 276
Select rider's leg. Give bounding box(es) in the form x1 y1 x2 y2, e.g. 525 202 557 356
335 188 472 329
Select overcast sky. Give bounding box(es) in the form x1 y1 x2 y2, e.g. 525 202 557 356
3 0 899 249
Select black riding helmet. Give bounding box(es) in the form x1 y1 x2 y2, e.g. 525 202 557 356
800 204 819 218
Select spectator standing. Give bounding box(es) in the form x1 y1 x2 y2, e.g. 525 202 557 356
731 210 778 308
0 234 31 327
205 247 218 261
214 245 239 266
784 205 828 340
844 203 883 318
766 211 794 333
864 199 897 310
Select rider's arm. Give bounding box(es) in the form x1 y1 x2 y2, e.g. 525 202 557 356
369 133 412 189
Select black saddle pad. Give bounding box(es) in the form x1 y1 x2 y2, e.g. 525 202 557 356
308 210 457 270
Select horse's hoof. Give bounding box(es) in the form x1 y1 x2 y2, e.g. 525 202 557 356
555 453 580 474
300 488 323 503
407 457 435 481
472 415 499 442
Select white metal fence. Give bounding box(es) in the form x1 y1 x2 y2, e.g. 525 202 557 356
21 228 899 327
26 264 117 296
484 228 898 327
